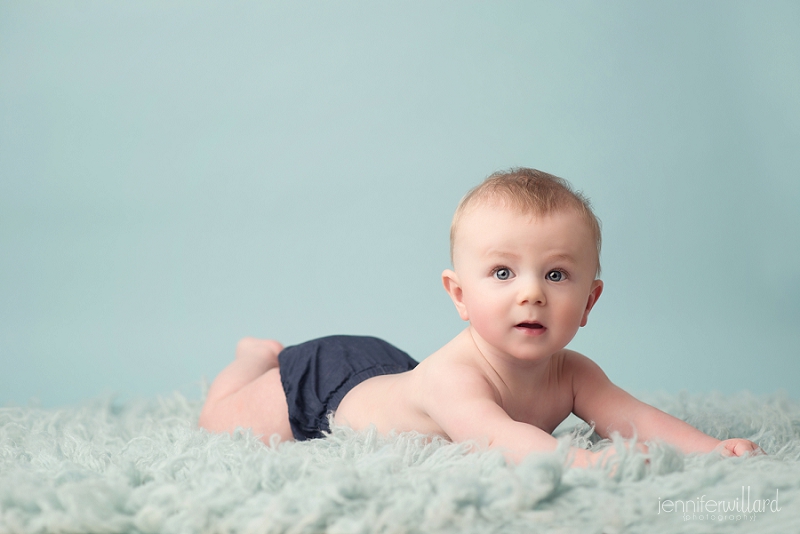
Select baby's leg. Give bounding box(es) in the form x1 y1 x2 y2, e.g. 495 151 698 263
199 337 294 442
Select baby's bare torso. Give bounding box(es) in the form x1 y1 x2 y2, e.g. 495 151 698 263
333 329 576 439
333 370 444 436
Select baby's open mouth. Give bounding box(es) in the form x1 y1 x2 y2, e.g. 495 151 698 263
516 322 544 329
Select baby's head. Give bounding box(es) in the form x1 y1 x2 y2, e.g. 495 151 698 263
450 168 602 277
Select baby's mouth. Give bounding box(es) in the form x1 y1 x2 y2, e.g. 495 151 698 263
516 321 544 330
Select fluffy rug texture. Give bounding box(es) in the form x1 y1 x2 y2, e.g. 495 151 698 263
1 391 799 534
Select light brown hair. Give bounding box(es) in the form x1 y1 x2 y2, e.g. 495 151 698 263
450 167 602 275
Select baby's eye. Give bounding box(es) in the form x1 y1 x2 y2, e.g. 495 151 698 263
493 268 513 281
546 270 566 282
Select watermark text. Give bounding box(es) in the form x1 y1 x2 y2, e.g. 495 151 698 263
658 486 780 522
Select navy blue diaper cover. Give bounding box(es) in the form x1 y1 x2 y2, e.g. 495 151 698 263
278 335 418 440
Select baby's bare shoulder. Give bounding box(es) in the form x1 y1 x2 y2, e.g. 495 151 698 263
413 343 497 400
557 349 602 373
556 349 612 391
416 349 490 385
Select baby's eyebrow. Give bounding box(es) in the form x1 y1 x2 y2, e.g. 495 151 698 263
548 253 577 262
540 253 583 267
482 250 520 260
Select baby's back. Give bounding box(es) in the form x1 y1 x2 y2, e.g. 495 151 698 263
333 365 446 437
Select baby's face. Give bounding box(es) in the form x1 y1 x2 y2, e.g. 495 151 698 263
450 203 602 362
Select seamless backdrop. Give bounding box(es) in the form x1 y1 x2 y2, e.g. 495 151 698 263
2 1 799 407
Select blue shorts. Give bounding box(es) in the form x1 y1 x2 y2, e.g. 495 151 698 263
278 335 418 441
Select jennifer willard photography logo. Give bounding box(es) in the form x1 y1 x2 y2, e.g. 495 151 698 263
658 486 781 522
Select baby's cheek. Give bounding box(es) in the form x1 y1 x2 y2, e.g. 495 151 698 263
467 303 504 339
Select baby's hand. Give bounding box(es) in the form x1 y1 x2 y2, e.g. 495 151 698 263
715 439 764 457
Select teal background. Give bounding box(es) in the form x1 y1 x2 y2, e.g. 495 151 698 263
2 2 799 407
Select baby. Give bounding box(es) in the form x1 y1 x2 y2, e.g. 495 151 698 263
199 168 762 466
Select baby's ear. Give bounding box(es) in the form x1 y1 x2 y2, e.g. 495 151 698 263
442 269 469 321
580 279 603 327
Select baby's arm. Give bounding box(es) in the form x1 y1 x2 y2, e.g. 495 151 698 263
569 353 762 456
421 362 602 466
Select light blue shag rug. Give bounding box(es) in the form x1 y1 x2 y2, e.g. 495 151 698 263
1 391 799 533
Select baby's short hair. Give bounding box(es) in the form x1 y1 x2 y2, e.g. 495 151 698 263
450 167 602 275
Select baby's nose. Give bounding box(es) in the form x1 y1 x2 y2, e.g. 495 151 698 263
517 278 546 305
